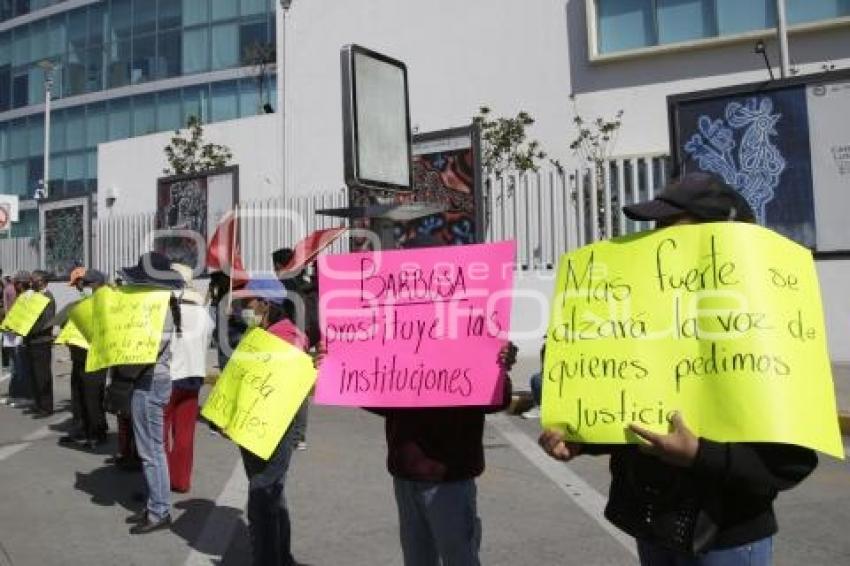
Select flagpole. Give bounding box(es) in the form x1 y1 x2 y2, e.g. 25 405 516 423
227 205 239 313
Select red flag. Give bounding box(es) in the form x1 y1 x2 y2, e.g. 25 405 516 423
280 227 348 274
206 210 249 288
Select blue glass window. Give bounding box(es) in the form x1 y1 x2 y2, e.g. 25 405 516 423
110 0 132 40
657 1 716 44
85 45 104 92
183 0 209 26
131 33 156 84
133 0 157 35
9 119 27 160
240 18 269 65
27 66 43 105
66 151 87 195
49 110 65 152
11 70 27 108
47 14 67 57
182 27 209 74
158 0 182 30
182 84 209 124
242 0 268 16
132 93 157 136
27 115 43 156
10 162 27 196
107 39 131 87
29 20 47 63
157 89 182 131
66 106 86 151
108 98 130 140
597 0 655 53
86 103 108 147
157 30 182 79
12 28 29 66
787 0 850 24
0 33 8 66
211 0 238 22
716 0 776 34
211 22 239 70
211 80 238 122
89 3 106 45
239 78 260 117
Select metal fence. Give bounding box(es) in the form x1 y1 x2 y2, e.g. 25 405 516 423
0 155 669 276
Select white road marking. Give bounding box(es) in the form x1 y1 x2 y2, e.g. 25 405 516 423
0 413 69 461
183 460 249 565
488 413 637 557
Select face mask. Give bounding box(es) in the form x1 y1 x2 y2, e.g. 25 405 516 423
241 309 262 328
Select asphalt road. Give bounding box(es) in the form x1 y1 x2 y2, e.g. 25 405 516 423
0 352 848 566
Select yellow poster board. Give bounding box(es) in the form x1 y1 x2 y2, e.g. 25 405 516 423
69 296 94 342
201 328 317 460
542 222 843 458
85 286 170 372
1 291 50 336
55 319 90 349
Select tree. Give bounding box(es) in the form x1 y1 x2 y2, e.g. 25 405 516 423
472 106 547 180
163 116 234 176
567 95 624 238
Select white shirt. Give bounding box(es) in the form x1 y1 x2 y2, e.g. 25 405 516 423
170 302 214 381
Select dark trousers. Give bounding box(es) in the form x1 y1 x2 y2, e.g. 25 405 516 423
74 366 108 439
26 342 53 413
1 345 10 368
240 425 297 566
69 348 85 426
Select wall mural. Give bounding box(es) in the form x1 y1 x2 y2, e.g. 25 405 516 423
44 204 85 276
155 176 208 268
675 87 816 248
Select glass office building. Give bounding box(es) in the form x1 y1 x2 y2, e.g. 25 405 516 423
0 0 278 236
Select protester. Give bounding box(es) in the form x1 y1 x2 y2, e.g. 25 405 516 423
231 276 309 566
118 252 184 534
273 247 319 451
0 274 10 376
24 270 56 417
1 273 24 406
61 267 89 442
538 172 818 566
165 264 213 493
361 342 517 566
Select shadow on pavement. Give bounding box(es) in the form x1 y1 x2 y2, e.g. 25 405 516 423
73 464 144 513
170 498 249 562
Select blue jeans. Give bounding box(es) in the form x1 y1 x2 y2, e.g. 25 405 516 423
393 478 481 566
638 537 773 566
529 372 542 407
240 425 298 566
131 374 172 521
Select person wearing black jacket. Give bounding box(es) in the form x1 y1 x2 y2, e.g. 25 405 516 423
25 270 56 417
539 173 818 566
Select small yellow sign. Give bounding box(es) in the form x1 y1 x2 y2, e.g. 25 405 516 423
85 286 170 372
55 319 90 350
542 223 843 458
201 328 317 460
1 291 50 336
69 296 95 343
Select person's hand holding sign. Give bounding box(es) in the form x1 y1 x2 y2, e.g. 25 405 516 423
538 429 583 463
629 411 699 467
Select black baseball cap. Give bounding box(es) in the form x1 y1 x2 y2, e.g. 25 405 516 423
623 172 755 223
81 269 107 286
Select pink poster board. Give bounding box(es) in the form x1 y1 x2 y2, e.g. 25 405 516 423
315 241 516 407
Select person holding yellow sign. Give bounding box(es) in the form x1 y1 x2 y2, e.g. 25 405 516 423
539 173 818 566
23 270 56 417
115 252 184 535
225 276 311 566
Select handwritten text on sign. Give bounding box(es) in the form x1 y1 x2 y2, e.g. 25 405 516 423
1 291 50 336
315 241 515 407
541 223 843 458
201 328 317 460
86 286 170 372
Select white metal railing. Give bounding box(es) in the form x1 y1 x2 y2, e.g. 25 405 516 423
0 156 669 276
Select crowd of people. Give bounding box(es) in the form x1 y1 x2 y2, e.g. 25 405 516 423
0 173 819 566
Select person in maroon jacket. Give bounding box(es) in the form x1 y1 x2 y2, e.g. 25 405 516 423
368 343 516 566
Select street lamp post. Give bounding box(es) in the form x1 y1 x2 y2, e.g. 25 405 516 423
38 60 54 200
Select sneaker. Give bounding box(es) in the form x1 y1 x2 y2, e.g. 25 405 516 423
296 441 307 451
521 406 541 420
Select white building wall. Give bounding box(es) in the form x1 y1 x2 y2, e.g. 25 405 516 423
97 114 282 217
282 0 573 196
